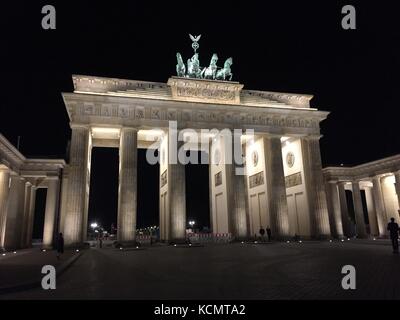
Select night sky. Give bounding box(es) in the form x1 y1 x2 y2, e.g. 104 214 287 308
1 1 399 234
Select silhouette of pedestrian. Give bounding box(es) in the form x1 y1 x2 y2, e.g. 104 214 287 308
266 227 272 242
387 217 399 254
99 237 103 249
56 232 64 260
259 226 265 241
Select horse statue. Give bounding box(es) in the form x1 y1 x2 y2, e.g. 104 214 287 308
216 57 233 81
201 53 218 80
187 53 202 78
176 52 186 77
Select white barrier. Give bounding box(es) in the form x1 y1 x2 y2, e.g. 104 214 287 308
136 235 151 244
188 233 233 244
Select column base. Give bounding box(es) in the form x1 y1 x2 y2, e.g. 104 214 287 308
64 242 87 250
115 240 140 248
169 238 189 245
41 244 54 250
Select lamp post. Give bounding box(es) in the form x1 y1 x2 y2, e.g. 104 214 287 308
90 222 99 241
189 220 195 233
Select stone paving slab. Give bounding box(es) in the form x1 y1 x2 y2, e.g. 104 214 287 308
0 248 82 292
1 240 399 300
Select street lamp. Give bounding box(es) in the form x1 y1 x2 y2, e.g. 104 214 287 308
90 222 98 229
189 220 195 227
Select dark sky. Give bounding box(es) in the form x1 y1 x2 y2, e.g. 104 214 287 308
1 1 399 233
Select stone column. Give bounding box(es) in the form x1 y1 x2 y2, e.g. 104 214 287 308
3 175 25 250
208 143 214 234
43 178 60 248
64 125 91 247
229 132 248 240
0 167 10 250
352 181 367 238
301 137 331 238
26 186 37 247
231 168 249 239
372 176 387 236
326 182 344 238
363 186 379 236
117 127 138 243
394 171 400 214
58 171 69 240
169 140 186 243
20 182 32 248
338 182 351 237
263 135 290 239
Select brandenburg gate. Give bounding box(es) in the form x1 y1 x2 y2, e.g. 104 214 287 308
58 68 331 246
2 36 397 250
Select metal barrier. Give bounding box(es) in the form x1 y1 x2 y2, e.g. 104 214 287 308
136 235 151 244
188 233 233 244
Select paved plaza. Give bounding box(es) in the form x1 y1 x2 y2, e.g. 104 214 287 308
1 240 399 300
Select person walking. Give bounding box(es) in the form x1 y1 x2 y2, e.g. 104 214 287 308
387 217 399 254
259 226 265 242
98 236 103 249
56 232 64 260
266 226 272 242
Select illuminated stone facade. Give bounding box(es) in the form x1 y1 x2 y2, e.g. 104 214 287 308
323 156 400 238
0 134 65 250
4 73 386 250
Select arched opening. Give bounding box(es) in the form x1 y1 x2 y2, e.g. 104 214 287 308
345 190 356 237
137 148 159 234
185 151 210 233
360 190 370 234
87 148 119 241
32 188 47 246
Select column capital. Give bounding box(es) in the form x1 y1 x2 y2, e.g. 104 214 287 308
351 180 361 188
45 176 60 182
259 133 282 140
361 184 373 189
0 164 10 172
70 123 90 130
372 174 384 181
301 134 323 141
326 179 339 184
9 173 24 181
121 126 138 131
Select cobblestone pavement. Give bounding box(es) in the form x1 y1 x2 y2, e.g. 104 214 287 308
1 240 399 300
